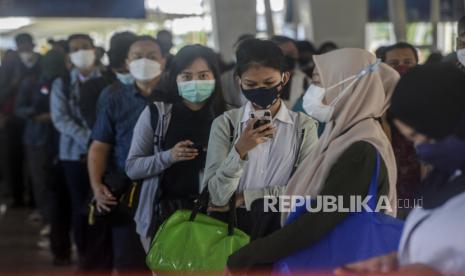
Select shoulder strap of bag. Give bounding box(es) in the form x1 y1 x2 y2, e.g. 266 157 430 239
290 112 306 176
59 75 71 99
148 102 160 149
367 151 381 211
227 117 235 145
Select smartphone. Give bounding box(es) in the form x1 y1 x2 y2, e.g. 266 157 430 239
188 143 207 152
250 110 273 138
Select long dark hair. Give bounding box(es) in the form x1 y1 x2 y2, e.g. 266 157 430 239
163 44 226 116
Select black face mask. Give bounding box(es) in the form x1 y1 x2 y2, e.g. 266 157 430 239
242 83 283 109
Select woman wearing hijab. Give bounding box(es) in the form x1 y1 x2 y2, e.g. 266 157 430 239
335 64 465 275
226 48 399 272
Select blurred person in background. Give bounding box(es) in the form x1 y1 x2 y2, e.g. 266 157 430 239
382 42 419 76
424 51 444 65
88 35 165 272
0 50 21 203
15 49 72 265
50 33 101 270
375 45 387 59
318 41 339 54
47 39 69 55
14 49 62 249
336 64 465 276
156 29 174 58
0 33 41 208
80 31 138 129
125 44 226 251
79 32 140 273
296 40 317 78
271 35 310 110
221 33 255 109
382 42 422 219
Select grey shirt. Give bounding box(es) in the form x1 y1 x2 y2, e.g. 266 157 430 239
51 68 101 161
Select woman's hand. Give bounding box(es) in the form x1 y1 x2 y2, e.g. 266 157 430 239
334 252 399 275
208 193 245 212
170 140 199 162
234 119 276 160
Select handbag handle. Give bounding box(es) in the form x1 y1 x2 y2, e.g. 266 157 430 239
189 187 238 236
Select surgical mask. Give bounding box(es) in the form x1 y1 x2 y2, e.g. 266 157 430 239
242 79 283 109
19 52 38 68
129 58 162 81
70 49 96 69
116 72 134 85
302 59 381 122
457 48 465 67
177 80 216 103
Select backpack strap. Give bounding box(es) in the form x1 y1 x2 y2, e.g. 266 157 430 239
148 103 160 149
60 75 71 99
227 117 235 145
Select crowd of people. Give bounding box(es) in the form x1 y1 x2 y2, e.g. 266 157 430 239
0 15 464 276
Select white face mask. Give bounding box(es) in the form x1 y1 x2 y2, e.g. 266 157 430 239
70 49 95 69
19 52 38 68
303 59 381 123
457 48 465 67
129 58 162 81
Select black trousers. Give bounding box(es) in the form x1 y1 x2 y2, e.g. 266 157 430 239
0 116 25 205
48 161 72 259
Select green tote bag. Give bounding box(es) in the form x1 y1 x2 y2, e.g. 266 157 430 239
146 191 250 272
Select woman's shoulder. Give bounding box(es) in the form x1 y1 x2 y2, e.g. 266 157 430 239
291 111 318 129
214 106 244 123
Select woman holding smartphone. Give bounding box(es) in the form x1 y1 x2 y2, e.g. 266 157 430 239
203 38 318 239
125 44 226 250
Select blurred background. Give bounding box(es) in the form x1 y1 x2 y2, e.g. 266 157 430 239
0 0 464 64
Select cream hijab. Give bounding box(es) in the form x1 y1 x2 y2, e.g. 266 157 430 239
284 48 399 221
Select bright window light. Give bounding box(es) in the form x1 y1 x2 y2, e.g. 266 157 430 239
257 0 285 15
146 0 204 15
170 16 212 35
0 17 32 31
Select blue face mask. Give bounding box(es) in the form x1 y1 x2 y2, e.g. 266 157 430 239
415 135 465 174
177 80 215 103
116 72 135 86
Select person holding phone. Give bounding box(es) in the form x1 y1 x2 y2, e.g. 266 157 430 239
125 45 226 251
203 38 318 239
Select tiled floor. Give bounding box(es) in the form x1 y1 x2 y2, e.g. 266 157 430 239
0 206 76 275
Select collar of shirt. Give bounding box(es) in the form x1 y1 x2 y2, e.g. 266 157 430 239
240 100 294 125
131 82 154 100
71 67 101 84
